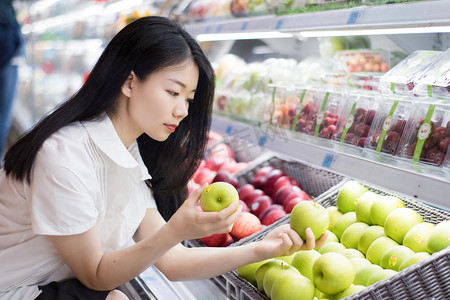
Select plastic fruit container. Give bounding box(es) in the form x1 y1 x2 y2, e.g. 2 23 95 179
413 48 450 99
347 73 381 93
335 50 390 73
311 90 346 140
380 50 443 95
331 92 382 150
267 84 302 130
291 88 319 134
365 96 415 157
396 99 450 168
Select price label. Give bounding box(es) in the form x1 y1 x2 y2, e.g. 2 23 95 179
417 123 431 140
322 153 334 168
216 24 223 33
345 114 354 129
241 21 248 31
347 10 360 24
275 19 284 30
258 135 267 147
382 115 393 132
226 125 233 134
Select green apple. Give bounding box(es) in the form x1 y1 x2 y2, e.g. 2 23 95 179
290 201 329 240
427 220 450 254
366 236 399 265
318 242 346 255
313 253 355 295
358 225 386 255
340 222 370 249
370 195 405 226
384 207 423 244
291 249 321 281
236 259 272 286
276 253 295 265
403 222 435 253
349 257 372 273
255 259 285 292
318 291 338 300
342 248 365 260
367 269 397 286
380 245 415 271
315 230 339 250
200 182 239 212
332 212 357 240
354 264 382 286
355 191 379 225
327 206 343 229
263 263 299 297
270 271 315 300
336 284 366 299
336 181 369 213
398 252 430 271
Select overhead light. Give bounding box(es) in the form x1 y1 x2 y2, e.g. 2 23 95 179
298 25 450 37
196 31 293 42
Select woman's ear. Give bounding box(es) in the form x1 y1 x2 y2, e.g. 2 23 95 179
121 71 136 98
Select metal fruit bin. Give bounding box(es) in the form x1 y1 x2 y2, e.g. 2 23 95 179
223 179 450 300
188 153 346 299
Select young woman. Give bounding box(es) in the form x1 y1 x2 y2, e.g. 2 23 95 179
0 16 325 300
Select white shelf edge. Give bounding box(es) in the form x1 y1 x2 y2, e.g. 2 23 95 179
211 114 450 211
185 0 450 35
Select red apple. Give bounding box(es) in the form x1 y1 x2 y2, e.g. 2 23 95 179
212 170 239 189
239 200 250 212
262 209 287 226
193 168 217 185
250 195 273 217
230 213 262 240
283 197 303 213
273 185 296 205
255 166 275 178
273 176 301 196
258 204 284 222
200 232 229 247
263 169 286 196
242 189 264 206
282 188 308 206
238 184 255 200
220 233 235 247
252 175 268 190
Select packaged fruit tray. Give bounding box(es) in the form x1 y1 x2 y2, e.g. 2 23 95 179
222 179 450 300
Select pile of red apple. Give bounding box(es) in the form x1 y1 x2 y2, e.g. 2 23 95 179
199 165 311 247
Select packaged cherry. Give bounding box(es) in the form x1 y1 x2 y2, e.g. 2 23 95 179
365 96 414 156
396 99 450 168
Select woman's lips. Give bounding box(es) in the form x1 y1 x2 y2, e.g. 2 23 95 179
165 124 177 132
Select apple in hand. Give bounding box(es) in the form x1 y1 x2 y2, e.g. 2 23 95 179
290 201 329 240
403 222 435 253
271 271 315 300
380 245 415 271
230 212 261 240
200 182 239 212
236 259 272 286
370 195 405 226
291 249 321 281
336 181 369 213
366 236 399 265
340 222 370 249
398 252 430 271
384 207 423 244
312 252 355 295
427 220 450 253
358 225 386 255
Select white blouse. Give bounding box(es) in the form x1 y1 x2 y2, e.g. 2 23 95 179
0 114 156 300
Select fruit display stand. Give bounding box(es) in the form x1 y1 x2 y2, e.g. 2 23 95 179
219 179 450 300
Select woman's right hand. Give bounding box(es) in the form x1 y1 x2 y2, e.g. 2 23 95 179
166 184 242 242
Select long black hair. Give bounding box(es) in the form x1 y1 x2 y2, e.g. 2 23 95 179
3 16 215 220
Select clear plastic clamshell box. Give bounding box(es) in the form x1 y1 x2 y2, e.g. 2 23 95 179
413 48 450 100
331 92 383 152
380 50 443 95
396 98 450 173
335 49 390 73
266 84 303 130
365 96 415 161
289 87 318 134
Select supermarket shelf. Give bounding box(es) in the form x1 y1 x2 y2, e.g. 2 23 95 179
185 0 450 35
211 114 450 211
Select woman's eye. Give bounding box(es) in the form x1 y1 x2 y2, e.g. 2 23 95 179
186 98 194 103
168 91 179 97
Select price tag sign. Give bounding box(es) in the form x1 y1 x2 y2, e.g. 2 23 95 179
226 125 233 134
275 19 284 30
241 21 248 31
216 24 222 33
259 135 267 147
347 10 360 24
322 153 334 168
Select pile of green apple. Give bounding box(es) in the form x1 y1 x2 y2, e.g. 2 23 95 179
236 180 450 300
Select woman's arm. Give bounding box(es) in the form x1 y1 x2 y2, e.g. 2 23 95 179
47 186 241 291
